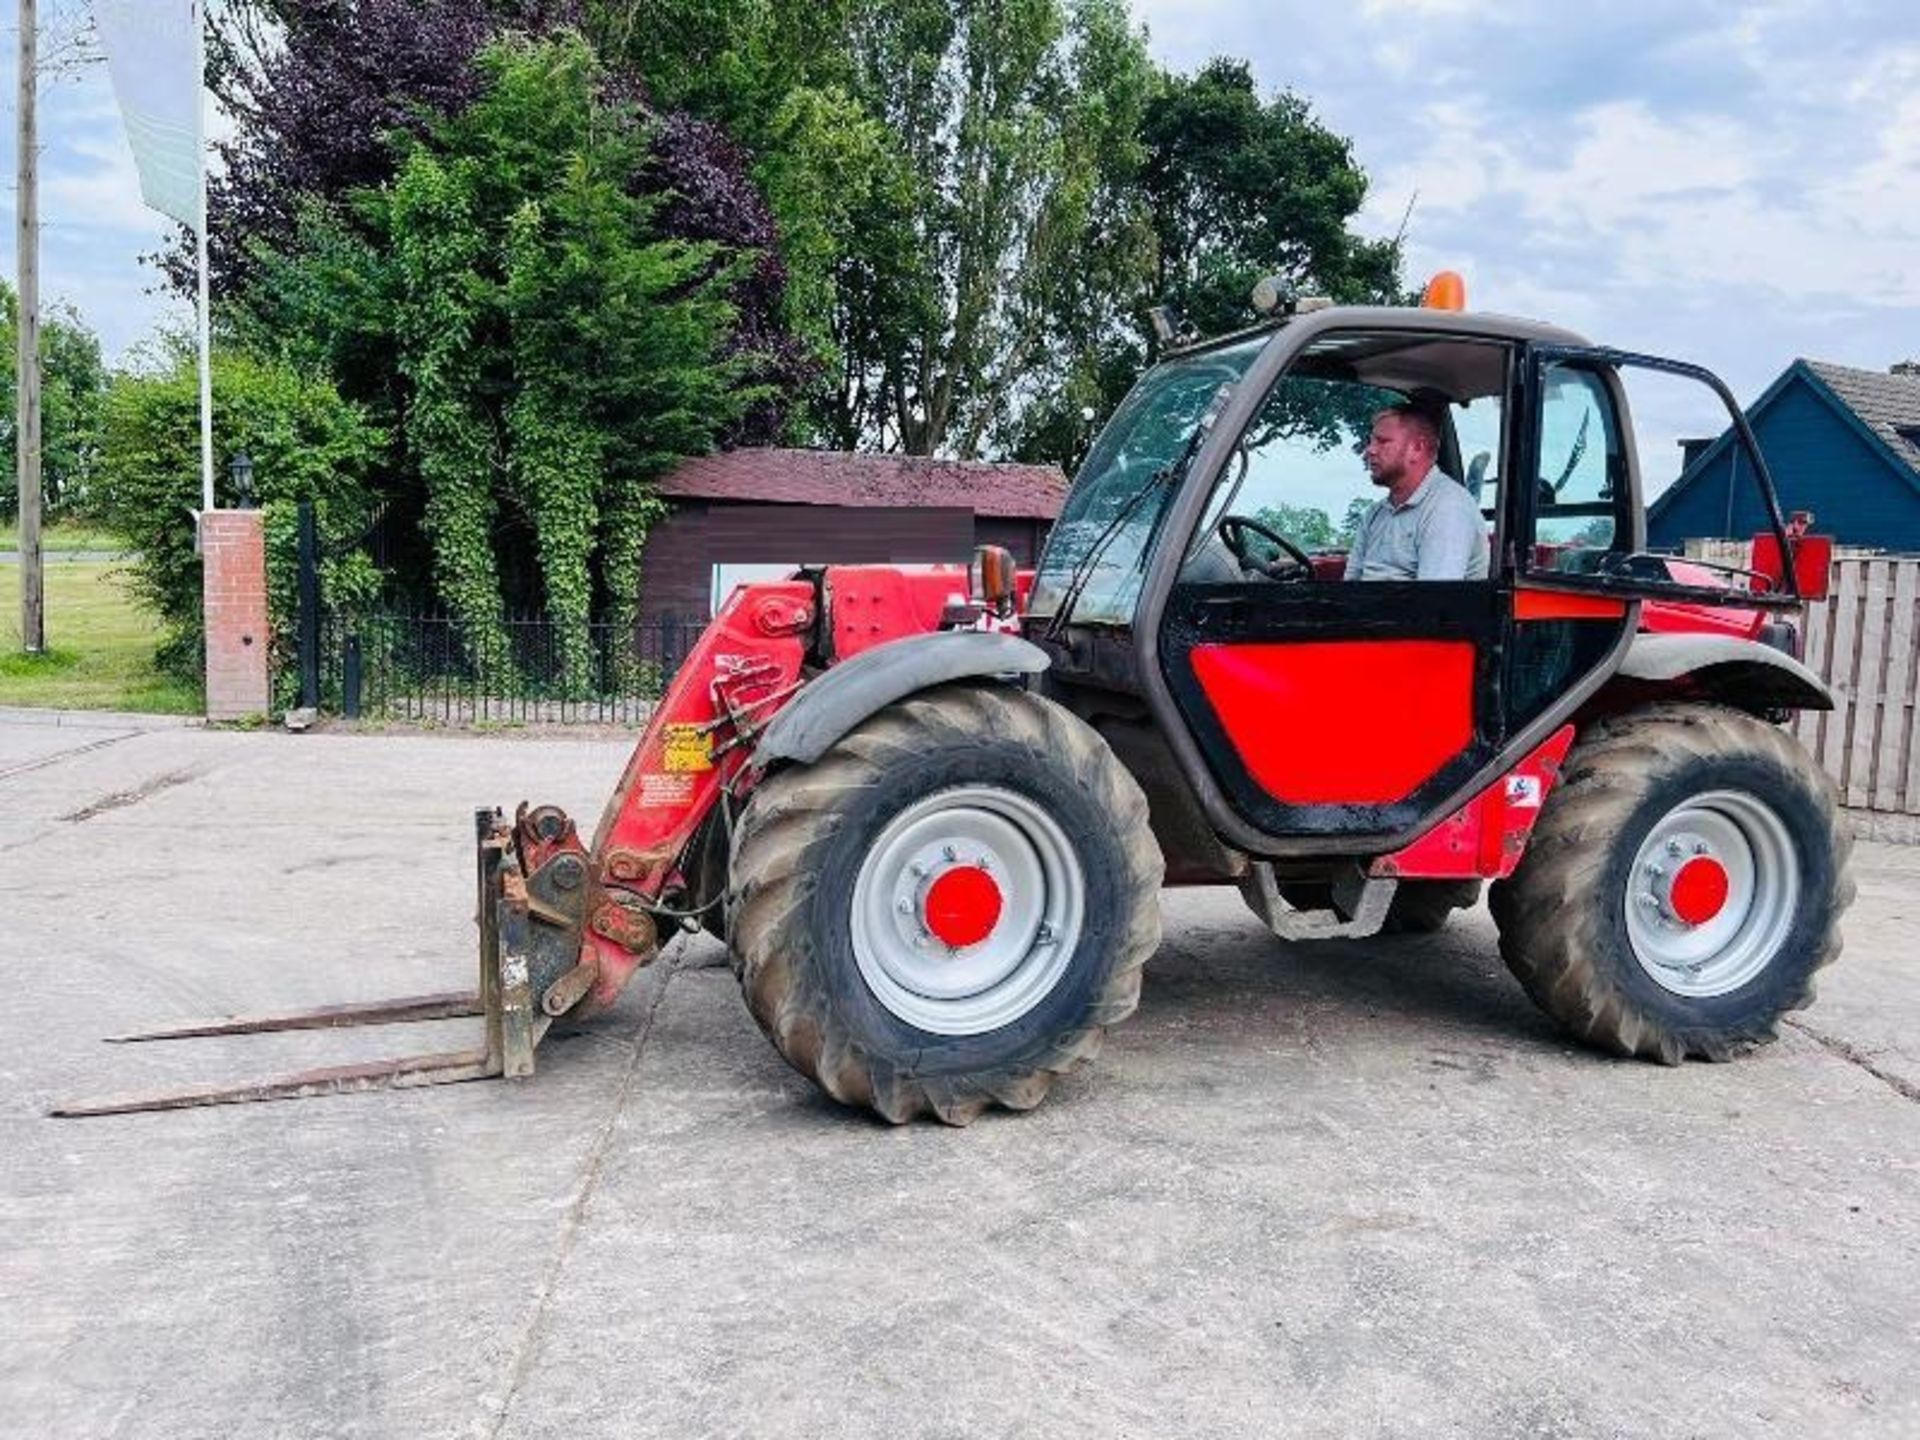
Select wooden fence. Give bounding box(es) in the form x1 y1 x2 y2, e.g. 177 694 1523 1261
1681 537 1920 821
1679 542 1920 819
1789 555 1920 816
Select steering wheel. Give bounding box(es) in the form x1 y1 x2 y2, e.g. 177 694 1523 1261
1219 515 1314 581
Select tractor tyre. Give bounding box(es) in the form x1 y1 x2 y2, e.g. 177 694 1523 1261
1381 879 1483 935
1494 703 1853 1063
1271 879 1480 934
727 681 1164 1125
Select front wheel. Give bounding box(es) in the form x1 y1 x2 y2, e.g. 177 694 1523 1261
728 682 1163 1124
1492 704 1854 1062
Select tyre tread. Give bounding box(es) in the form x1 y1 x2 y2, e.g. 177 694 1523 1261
729 682 1162 1123
1496 703 1852 1063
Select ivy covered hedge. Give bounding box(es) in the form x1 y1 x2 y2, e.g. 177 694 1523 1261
221 33 789 690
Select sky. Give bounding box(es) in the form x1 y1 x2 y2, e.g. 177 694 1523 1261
1133 0 1920 411
2 0 1917 414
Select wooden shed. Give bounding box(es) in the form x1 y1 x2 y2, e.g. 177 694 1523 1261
635 448 1068 628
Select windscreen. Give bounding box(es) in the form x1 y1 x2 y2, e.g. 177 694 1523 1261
1029 334 1268 625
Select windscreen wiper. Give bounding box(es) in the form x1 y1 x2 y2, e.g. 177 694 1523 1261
1042 384 1233 643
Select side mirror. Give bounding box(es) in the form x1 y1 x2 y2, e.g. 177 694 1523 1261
970 545 1019 618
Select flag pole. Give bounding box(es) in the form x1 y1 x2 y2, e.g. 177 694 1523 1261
16 0 43 652
194 0 213 515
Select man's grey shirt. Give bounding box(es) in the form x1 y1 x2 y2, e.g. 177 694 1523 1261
1343 470 1490 581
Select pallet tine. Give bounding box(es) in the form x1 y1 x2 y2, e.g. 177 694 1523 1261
104 992 483 1044
50 1048 500 1118
47 808 534 1119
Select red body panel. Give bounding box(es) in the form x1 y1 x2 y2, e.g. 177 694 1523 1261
1752 533 1833 601
581 581 815 1009
1370 726 1576 880
1190 640 1475 805
1640 595 1765 640
819 566 976 659
1513 588 1628 621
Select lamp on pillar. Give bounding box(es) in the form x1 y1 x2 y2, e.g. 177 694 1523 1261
228 450 256 509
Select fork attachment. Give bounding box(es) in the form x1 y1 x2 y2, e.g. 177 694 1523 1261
50 809 577 1118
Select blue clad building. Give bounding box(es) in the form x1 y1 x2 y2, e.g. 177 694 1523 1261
1648 360 1920 551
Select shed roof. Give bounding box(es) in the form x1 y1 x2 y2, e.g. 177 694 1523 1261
655 449 1070 520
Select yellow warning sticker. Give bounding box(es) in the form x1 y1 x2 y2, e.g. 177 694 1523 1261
660 723 714 773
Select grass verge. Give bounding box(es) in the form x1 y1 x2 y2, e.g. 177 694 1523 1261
0 560 200 713
0 520 129 553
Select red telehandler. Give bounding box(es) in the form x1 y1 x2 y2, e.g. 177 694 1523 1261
60 285 1854 1123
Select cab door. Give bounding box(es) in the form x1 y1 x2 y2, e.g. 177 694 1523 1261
1149 326 1516 844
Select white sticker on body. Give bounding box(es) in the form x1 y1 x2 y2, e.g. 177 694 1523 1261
637 773 697 808
1505 775 1542 809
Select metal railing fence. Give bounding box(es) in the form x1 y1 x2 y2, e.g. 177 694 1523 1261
317 612 707 726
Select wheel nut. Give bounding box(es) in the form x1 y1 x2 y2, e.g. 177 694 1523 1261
897 899 912 914
1667 839 1685 857
943 845 958 862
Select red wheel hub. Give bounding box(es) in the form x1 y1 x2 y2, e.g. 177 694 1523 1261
1668 856 1730 926
923 866 1003 949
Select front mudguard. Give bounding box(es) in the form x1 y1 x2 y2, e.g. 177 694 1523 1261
753 630 1049 767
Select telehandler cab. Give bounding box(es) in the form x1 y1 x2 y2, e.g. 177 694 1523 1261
61 283 1854 1124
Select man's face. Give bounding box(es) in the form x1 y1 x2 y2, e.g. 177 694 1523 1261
1363 413 1431 491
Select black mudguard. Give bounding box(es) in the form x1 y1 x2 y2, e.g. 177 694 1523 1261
755 631 1049 766
1619 633 1833 712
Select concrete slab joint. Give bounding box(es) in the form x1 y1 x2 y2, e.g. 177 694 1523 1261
200 509 271 722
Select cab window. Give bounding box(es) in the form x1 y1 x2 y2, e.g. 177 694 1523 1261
1177 331 1510 585
1532 364 1623 569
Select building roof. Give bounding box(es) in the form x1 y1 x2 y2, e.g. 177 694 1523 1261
655 448 1070 520
1802 360 1920 473
1649 358 1920 526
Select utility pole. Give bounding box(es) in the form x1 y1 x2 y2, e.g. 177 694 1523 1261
16 0 44 653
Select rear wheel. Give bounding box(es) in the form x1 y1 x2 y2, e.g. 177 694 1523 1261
1493 704 1853 1062
728 682 1163 1124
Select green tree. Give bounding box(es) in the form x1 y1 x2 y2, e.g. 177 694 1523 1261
0 285 109 521
607 9 1401 470
604 0 1158 461
1141 58 1402 341
93 346 384 679
237 34 769 683
1254 503 1335 550
1339 494 1374 546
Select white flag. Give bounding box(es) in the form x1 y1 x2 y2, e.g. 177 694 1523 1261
95 0 204 230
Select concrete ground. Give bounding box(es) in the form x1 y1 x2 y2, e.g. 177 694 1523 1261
2 711 1917 1439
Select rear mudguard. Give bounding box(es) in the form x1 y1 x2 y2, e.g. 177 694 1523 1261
1617 633 1832 712
754 630 1049 766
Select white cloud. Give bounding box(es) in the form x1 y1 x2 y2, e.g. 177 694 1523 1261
1359 0 1479 15
43 130 174 239
1363 92 1920 316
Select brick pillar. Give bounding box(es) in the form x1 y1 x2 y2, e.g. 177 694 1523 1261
201 510 271 720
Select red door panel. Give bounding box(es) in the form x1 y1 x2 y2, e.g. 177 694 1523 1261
1190 639 1476 805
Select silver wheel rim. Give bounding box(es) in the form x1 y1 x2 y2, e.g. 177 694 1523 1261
848 784 1087 1036
1624 789 1800 998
